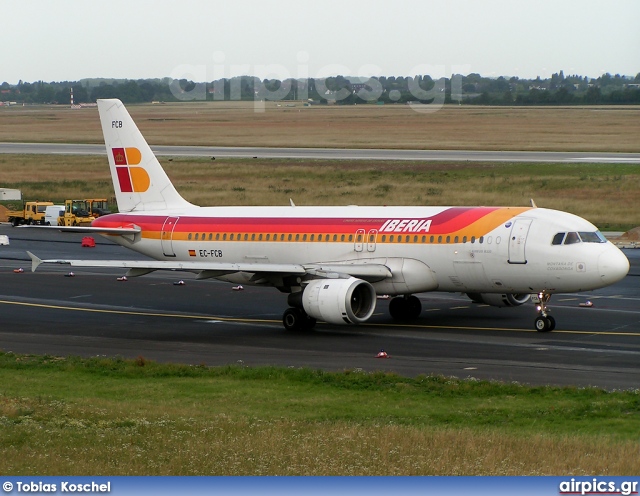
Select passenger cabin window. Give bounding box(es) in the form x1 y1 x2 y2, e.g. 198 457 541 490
552 232 565 245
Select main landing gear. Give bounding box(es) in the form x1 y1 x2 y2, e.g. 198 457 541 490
389 295 422 321
282 307 317 332
533 292 556 332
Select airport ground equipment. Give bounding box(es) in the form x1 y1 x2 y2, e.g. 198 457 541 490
6 201 54 226
58 200 95 226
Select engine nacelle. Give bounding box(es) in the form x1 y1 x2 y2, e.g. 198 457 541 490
466 293 531 307
301 277 377 325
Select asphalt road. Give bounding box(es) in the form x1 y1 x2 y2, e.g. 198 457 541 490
1 142 640 163
1 224 639 390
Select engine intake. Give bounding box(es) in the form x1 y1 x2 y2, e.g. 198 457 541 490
466 293 531 307
299 277 377 325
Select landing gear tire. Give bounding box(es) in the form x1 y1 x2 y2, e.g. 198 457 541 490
389 295 422 320
282 307 316 332
546 315 556 331
533 292 556 332
534 315 555 332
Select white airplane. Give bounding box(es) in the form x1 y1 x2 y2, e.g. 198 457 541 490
29 98 629 332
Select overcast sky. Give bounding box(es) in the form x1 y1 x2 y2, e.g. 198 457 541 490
3 0 639 84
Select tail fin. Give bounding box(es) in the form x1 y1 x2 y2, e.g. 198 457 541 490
97 99 194 212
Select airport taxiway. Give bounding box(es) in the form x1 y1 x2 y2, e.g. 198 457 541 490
1 142 640 163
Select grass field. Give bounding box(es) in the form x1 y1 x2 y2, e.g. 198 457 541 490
1 102 639 152
1 155 638 230
1 353 639 475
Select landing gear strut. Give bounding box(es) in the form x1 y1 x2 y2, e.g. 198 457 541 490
389 295 422 321
533 292 556 332
282 307 317 331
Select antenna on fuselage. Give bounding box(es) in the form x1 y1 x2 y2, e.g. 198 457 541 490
530 199 538 208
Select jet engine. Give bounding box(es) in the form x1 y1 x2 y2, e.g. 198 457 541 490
299 277 377 325
466 293 531 307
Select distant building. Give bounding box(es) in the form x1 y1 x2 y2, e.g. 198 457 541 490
0 188 22 201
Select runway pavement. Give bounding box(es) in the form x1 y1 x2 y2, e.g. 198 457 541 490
1 224 639 390
1 142 640 163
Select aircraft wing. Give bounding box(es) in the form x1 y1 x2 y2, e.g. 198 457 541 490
20 225 141 235
27 252 392 281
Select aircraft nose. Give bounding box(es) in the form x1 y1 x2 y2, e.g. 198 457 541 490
598 246 630 286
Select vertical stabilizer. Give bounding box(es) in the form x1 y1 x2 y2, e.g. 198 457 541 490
97 99 194 212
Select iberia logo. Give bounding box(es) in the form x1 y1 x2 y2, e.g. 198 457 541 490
112 147 150 193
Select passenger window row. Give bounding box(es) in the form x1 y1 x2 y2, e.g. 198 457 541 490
184 232 487 244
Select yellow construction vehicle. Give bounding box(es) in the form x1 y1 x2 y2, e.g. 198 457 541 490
58 199 95 226
6 201 54 226
85 198 112 218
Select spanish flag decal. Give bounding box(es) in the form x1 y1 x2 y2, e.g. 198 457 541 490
189 250 196 257
112 147 150 193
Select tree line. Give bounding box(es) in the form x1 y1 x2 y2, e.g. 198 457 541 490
2 71 639 106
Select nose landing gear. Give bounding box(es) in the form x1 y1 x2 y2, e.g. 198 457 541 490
533 292 556 332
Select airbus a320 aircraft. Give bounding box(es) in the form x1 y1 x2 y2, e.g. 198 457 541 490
29 99 629 332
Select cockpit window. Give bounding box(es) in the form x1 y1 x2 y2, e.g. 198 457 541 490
553 231 607 245
579 231 607 243
564 232 581 244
